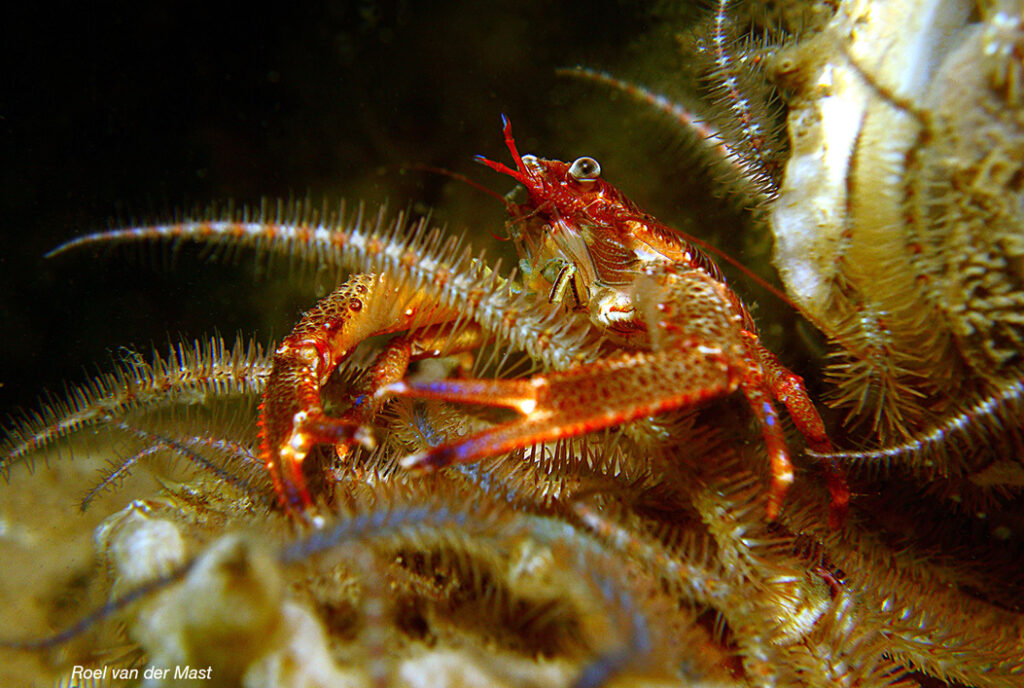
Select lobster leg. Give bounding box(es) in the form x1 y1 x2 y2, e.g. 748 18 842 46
735 374 794 522
331 321 488 461
383 343 740 470
741 331 850 526
259 273 459 518
387 331 846 524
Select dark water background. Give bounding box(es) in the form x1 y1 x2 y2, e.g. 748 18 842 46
0 1 782 426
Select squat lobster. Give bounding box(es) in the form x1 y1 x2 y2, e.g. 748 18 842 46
258 116 849 525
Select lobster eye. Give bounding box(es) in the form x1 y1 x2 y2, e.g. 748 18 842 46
568 156 601 182
521 154 542 173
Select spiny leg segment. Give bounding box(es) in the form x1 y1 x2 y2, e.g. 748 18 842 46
258 273 467 516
